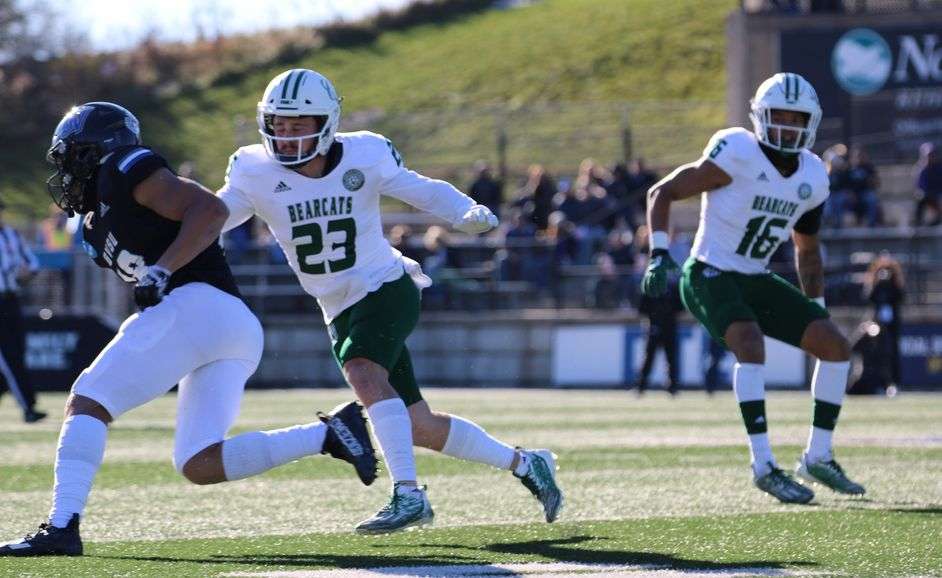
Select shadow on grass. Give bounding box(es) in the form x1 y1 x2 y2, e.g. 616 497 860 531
94 536 816 572
95 552 477 568
407 535 816 572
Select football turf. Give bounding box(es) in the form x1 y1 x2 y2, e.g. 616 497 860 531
1 389 939 577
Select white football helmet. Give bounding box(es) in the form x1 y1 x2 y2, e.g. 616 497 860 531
749 72 822 154
257 68 342 165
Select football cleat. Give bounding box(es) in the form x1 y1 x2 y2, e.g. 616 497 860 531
0 514 82 557
753 462 814 504
515 449 564 523
318 401 378 486
355 483 434 535
796 454 866 496
24 409 47 423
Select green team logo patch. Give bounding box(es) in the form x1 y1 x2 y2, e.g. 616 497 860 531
342 169 365 191
797 183 812 200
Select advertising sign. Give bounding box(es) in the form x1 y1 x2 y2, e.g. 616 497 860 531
24 315 116 391
781 26 942 161
898 323 942 389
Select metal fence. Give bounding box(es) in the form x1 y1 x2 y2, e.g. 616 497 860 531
237 100 726 184
23 227 940 323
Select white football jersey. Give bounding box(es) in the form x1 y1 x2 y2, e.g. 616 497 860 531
218 131 475 324
690 127 830 275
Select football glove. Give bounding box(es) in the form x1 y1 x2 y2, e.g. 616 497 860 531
134 265 171 310
641 249 679 297
454 204 498 234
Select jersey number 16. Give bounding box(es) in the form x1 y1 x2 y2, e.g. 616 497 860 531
735 215 787 260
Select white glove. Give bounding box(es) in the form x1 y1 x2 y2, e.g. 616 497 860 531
454 204 498 234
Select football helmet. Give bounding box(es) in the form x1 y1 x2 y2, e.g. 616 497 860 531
46 102 141 215
749 72 822 154
257 68 342 166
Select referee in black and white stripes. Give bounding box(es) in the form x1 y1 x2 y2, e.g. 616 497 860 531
0 198 46 423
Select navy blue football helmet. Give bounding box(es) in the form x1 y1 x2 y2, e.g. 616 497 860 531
46 102 141 215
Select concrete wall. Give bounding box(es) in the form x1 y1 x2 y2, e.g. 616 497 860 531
251 310 873 389
255 312 583 388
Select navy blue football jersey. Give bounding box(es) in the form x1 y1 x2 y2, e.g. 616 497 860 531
80 146 241 299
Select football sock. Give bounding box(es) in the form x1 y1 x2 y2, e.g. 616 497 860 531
366 398 417 485
49 415 108 528
222 422 326 481
440 415 516 471
733 362 775 475
806 360 849 463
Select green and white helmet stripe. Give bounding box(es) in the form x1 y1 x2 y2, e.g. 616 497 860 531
257 68 343 165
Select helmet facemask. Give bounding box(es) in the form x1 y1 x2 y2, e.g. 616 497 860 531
750 105 820 154
258 114 333 167
45 139 100 216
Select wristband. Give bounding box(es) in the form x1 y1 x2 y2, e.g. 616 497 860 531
650 231 670 251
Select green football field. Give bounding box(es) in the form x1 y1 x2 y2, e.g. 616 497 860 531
1 389 939 577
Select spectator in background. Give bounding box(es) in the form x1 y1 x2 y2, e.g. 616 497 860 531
606 163 636 228
421 225 460 309
545 211 580 306
632 226 683 395
846 147 882 227
634 273 684 395
593 253 620 309
512 164 557 231
389 224 425 264
555 184 608 264
914 142 942 227
468 160 503 220
604 228 637 306
0 198 46 423
499 208 537 283
866 253 904 390
823 144 852 228
626 158 659 217
703 338 728 395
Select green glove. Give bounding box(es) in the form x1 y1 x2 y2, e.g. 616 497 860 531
641 249 679 297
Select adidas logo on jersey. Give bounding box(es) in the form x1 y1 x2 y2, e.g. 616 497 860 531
274 181 292 193
757 172 769 182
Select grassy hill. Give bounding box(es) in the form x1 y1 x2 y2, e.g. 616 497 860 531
8 0 736 216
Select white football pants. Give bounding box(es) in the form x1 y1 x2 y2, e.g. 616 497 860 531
71 282 263 469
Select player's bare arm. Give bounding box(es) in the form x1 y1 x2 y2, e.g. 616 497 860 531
641 159 731 297
133 168 230 273
792 230 824 300
646 159 732 236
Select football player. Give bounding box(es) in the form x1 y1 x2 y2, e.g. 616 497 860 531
218 69 563 534
0 102 377 557
642 73 866 503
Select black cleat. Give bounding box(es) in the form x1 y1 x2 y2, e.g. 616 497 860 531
0 514 83 557
24 409 47 423
318 401 378 486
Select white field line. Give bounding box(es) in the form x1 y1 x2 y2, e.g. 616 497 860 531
222 562 839 577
